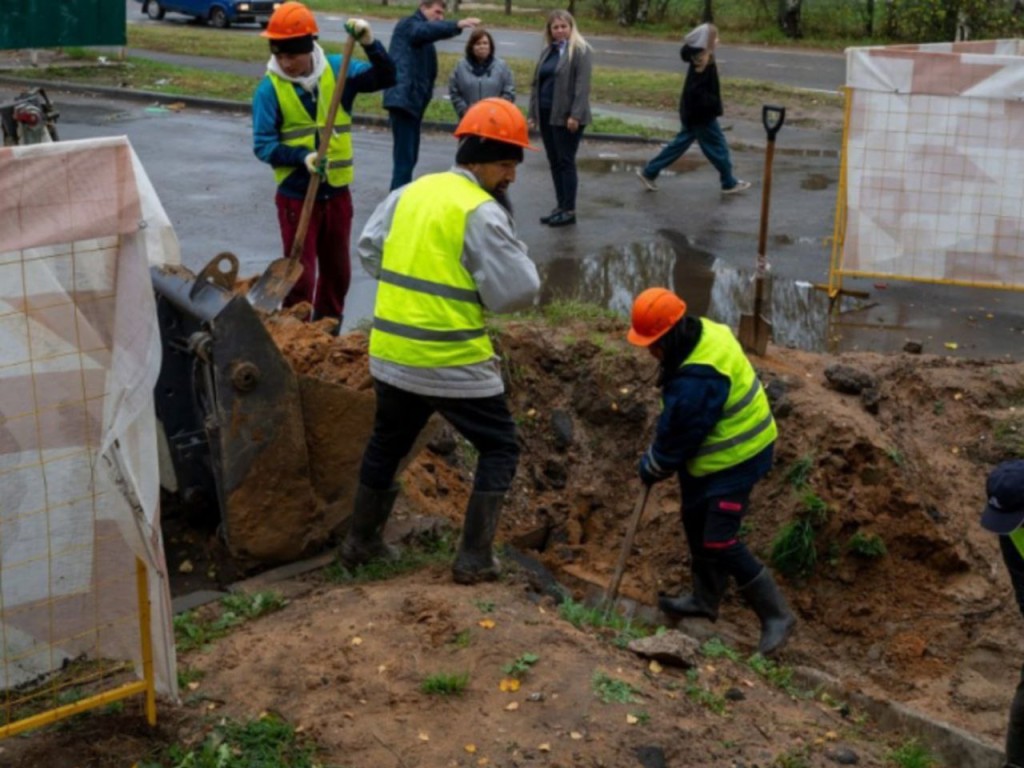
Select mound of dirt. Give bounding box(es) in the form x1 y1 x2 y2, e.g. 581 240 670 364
6 314 1020 767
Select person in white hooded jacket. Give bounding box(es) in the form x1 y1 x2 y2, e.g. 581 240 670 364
252 2 395 329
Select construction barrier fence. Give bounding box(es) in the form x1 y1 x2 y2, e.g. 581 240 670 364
0 136 179 737
830 39 1024 297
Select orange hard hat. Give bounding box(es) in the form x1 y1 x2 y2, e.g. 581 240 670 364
454 98 537 151
261 2 319 39
627 288 687 347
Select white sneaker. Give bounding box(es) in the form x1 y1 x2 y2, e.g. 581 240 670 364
722 179 751 195
636 169 658 191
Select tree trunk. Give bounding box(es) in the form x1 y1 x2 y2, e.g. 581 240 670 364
702 0 714 22
505 0 512 14
863 0 875 36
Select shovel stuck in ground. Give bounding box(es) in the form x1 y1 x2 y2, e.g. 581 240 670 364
248 36 357 314
738 105 786 357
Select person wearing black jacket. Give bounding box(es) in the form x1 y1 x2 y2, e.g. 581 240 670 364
979 460 1024 768
635 23 750 195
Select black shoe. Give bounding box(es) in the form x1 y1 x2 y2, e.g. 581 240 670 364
539 208 562 225
547 211 576 227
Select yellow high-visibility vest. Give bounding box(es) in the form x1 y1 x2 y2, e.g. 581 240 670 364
683 319 777 476
370 172 495 368
268 64 353 187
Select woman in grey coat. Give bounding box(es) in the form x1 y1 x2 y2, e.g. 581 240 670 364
528 9 592 228
448 28 516 119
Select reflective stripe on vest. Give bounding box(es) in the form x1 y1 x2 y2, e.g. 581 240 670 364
1011 529 1024 560
269 65 353 188
683 318 778 477
370 172 495 368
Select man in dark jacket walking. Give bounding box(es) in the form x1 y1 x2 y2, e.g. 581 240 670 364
384 0 479 190
627 287 794 656
635 23 749 195
979 460 1024 768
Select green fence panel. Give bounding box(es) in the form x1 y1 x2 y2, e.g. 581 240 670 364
0 0 126 50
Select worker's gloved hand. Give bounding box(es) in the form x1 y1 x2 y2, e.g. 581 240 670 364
638 450 671 487
304 152 327 179
345 18 373 45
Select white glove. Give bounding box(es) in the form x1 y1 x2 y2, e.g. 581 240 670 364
345 18 373 45
304 152 326 178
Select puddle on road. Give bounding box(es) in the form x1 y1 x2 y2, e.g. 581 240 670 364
537 232 1023 357
576 155 703 176
801 173 833 190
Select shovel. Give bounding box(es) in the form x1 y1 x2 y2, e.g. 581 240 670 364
738 104 786 357
603 486 652 617
248 35 357 314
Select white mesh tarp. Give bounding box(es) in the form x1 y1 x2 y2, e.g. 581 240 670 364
0 136 177 699
841 39 1024 288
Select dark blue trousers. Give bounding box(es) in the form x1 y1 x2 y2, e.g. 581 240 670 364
388 108 422 191
538 107 584 212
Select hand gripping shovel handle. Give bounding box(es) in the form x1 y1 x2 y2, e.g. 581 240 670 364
604 485 652 616
288 35 358 263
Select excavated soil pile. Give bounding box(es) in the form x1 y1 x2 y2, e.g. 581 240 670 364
263 313 1024 747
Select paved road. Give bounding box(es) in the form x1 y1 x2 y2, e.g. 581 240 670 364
38 90 1022 359
123 0 846 92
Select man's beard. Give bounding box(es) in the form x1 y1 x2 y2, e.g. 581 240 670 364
491 187 513 215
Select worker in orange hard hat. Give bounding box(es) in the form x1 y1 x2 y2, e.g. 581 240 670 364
253 1 395 332
627 287 795 656
342 99 539 586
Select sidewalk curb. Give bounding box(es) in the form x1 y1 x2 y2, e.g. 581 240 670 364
0 73 839 156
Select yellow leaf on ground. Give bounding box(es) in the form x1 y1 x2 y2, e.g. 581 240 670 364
464 744 477 754
178 560 193 573
538 743 551 752
478 618 496 629
351 637 363 646
377 665 387 674
944 342 959 350
499 678 521 692
477 759 490 767
505 701 519 711
648 660 662 675
570 731 583 740
187 681 200 691
626 714 639 724
418 731 430 742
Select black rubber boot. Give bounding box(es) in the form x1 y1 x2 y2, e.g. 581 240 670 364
1006 673 1024 768
658 557 729 621
738 567 796 656
452 492 503 585
339 484 399 567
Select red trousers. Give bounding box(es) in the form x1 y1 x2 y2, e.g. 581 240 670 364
276 187 353 320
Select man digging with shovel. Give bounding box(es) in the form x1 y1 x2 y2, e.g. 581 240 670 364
627 287 795 656
253 2 395 330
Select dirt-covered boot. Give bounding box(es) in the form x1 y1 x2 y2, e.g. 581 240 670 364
340 484 399 567
658 557 729 621
738 567 796 656
452 492 503 585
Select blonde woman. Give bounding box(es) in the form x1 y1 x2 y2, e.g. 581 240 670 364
527 10 592 227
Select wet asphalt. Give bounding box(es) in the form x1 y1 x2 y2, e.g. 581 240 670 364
2 84 1021 360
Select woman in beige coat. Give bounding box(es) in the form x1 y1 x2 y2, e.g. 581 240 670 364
528 10 592 227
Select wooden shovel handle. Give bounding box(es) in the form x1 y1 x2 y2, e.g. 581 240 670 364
288 35 358 264
604 486 652 611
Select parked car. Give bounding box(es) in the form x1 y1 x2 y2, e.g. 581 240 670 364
136 0 280 29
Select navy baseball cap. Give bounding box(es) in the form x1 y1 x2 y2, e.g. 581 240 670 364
980 460 1024 535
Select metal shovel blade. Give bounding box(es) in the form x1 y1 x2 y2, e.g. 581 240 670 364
738 312 771 357
246 258 304 313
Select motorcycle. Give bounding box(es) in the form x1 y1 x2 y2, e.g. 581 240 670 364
1 87 60 146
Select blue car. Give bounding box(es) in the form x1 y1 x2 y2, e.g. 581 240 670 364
137 0 280 29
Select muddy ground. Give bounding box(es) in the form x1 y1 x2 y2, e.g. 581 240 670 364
4 311 1023 767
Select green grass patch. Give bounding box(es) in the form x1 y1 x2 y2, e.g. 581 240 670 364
174 591 286 653
558 596 653 647
747 653 800 696
684 669 727 715
784 454 814 489
770 518 817 579
502 652 540 679
139 713 326 768
420 671 470 696
592 670 637 704
323 533 455 583
700 636 741 662
847 530 887 559
886 739 939 768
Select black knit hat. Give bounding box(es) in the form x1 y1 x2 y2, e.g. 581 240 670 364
456 135 524 165
270 34 315 55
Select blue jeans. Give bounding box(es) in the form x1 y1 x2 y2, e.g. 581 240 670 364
642 118 738 190
389 109 422 191
360 380 520 494
539 108 584 211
